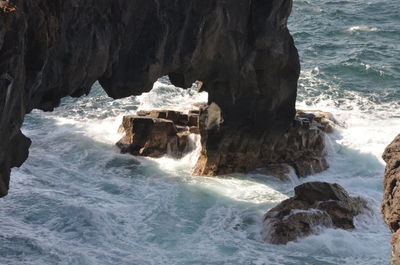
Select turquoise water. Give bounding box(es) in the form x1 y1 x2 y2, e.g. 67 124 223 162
1 1 400 264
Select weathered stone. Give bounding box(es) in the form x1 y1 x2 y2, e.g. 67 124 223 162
165 111 181 124
178 114 189 126
136 110 151 117
189 126 200 135
117 109 200 158
0 1 16 13
263 182 367 244
194 109 335 178
0 0 299 197
189 110 200 115
292 157 329 178
117 116 178 158
257 164 294 182
296 110 344 133
382 134 400 265
188 114 199 127
150 110 167 119
176 125 188 133
317 198 367 229
294 182 351 204
263 206 333 245
174 131 191 154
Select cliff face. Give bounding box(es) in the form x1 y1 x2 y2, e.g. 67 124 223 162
0 0 299 197
382 134 400 264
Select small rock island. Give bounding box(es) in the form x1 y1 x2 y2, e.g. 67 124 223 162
263 182 368 244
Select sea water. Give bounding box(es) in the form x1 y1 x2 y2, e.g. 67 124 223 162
1 0 399 264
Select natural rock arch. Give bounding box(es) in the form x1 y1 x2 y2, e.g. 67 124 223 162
0 0 299 197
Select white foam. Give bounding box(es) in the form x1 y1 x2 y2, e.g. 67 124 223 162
297 69 400 162
348 26 378 33
149 134 202 175
191 176 289 204
136 80 208 113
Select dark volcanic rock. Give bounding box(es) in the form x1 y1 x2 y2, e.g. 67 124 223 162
117 110 199 158
263 182 367 244
257 164 295 182
194 108 334 178
382 134 400 265
0 0 299 197
117 116 178 158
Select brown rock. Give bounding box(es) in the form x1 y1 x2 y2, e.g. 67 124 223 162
292 158 329 177
263 182 367 244
296 110 344 133
0 1 16 13
117 108 201 158
193 107 334 178
294 181 350 203
295 182 367 229
263 206 333 245
382 134 400 265
257 164 294 181
188 114 199 127
150 110 167 119
165 110 181 123
178 114 189 126
149 110 190 126
117 116 178 157
189 126 200 134
175 131 190 153
175 125 188 133
189 109 200 115
136 110 151 117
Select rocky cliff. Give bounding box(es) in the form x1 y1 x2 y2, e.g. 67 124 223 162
0 0 299 197
382 134 400 264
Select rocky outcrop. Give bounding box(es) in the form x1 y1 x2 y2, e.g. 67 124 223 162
382 134 400 265
118 108 338 179
0 0 299 197
263 182 368 244
117 110 200 158
194 109 338 178
0 1 16 13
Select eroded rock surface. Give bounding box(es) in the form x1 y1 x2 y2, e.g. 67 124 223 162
0 0 299 197
382 134 400 265
263 182 367 244
117 110 199 158
194 109 338 178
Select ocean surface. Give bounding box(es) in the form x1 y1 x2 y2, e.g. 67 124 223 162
1 0 400 264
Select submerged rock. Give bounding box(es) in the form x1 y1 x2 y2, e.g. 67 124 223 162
262 182 367 244
117 110 200 158
382 134 400 265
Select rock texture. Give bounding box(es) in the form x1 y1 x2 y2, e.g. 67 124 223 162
194 109 337 177
263 182 367 244
0 0 299 197
382 134 400 265
0 1 16 13
117 110 199 158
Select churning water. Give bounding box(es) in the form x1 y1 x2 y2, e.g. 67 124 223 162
1 0 399 264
